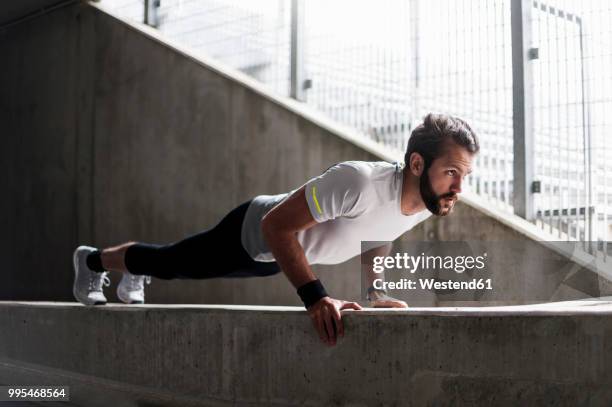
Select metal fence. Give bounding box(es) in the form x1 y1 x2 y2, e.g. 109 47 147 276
155 0 291 96
530 0 612 259
101 0 611 256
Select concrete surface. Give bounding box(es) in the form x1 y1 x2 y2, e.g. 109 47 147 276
0 1 610 305
0 0 72 27
0 300 611 406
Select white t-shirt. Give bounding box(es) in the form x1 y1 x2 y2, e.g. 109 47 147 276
240 160 432 265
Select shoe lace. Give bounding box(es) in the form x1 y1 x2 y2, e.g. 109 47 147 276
89 271 110 292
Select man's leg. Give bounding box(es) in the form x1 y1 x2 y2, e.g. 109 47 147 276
96 199 281 280
99 241 137 273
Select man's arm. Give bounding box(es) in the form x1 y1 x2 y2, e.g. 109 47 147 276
361 243 408 308
261 185 362 346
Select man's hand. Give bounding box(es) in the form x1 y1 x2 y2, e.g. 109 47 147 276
368 290 408 308
307 296 362 346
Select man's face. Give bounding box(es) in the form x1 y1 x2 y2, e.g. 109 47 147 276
420 142 474 216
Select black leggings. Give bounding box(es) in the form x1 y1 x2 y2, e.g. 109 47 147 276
124 199 282 280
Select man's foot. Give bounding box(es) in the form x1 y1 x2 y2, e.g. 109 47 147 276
73 246 110 305
117 271 151 304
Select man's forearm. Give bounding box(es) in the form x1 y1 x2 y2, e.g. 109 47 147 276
362 262 384 290
262 227 317 289
362 243 392 289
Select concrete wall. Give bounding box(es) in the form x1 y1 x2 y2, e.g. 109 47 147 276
0 2 376 305
1 301 611 406
0 2 609 305
406 203 612 306
0 3 86 301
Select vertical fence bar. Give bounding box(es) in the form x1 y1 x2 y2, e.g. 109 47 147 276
144 0 159 27
511 0 535 221
577 16 593 250
409 0 419 125
290 0 306 101
553 6 561 238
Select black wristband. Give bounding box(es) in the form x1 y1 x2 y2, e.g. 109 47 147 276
297 279 328 308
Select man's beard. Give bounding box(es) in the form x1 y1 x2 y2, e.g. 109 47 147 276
420 167 457 216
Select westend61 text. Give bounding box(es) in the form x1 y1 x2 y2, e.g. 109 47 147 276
373 278 493 291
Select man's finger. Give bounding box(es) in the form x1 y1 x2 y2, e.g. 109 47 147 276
340 301 363 311
323 307 336 345
391 300 408 308
331 306 344 337
313 312 327 344
373 300 408 308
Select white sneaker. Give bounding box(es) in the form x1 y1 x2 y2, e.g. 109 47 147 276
73 245 110 306
117 271 151 304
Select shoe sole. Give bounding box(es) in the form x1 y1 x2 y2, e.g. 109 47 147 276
73 247 106 306
117 276 145 305
117 289 144 305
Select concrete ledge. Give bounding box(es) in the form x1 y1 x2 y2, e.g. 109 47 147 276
1 301 611 406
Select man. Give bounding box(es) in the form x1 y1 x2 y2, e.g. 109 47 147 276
73 113 479 346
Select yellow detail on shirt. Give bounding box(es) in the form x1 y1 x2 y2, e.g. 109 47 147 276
312 186 323 214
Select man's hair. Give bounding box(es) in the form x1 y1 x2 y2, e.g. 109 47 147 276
404 113 480 167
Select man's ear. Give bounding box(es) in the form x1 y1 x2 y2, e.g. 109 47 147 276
409 152 425 176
